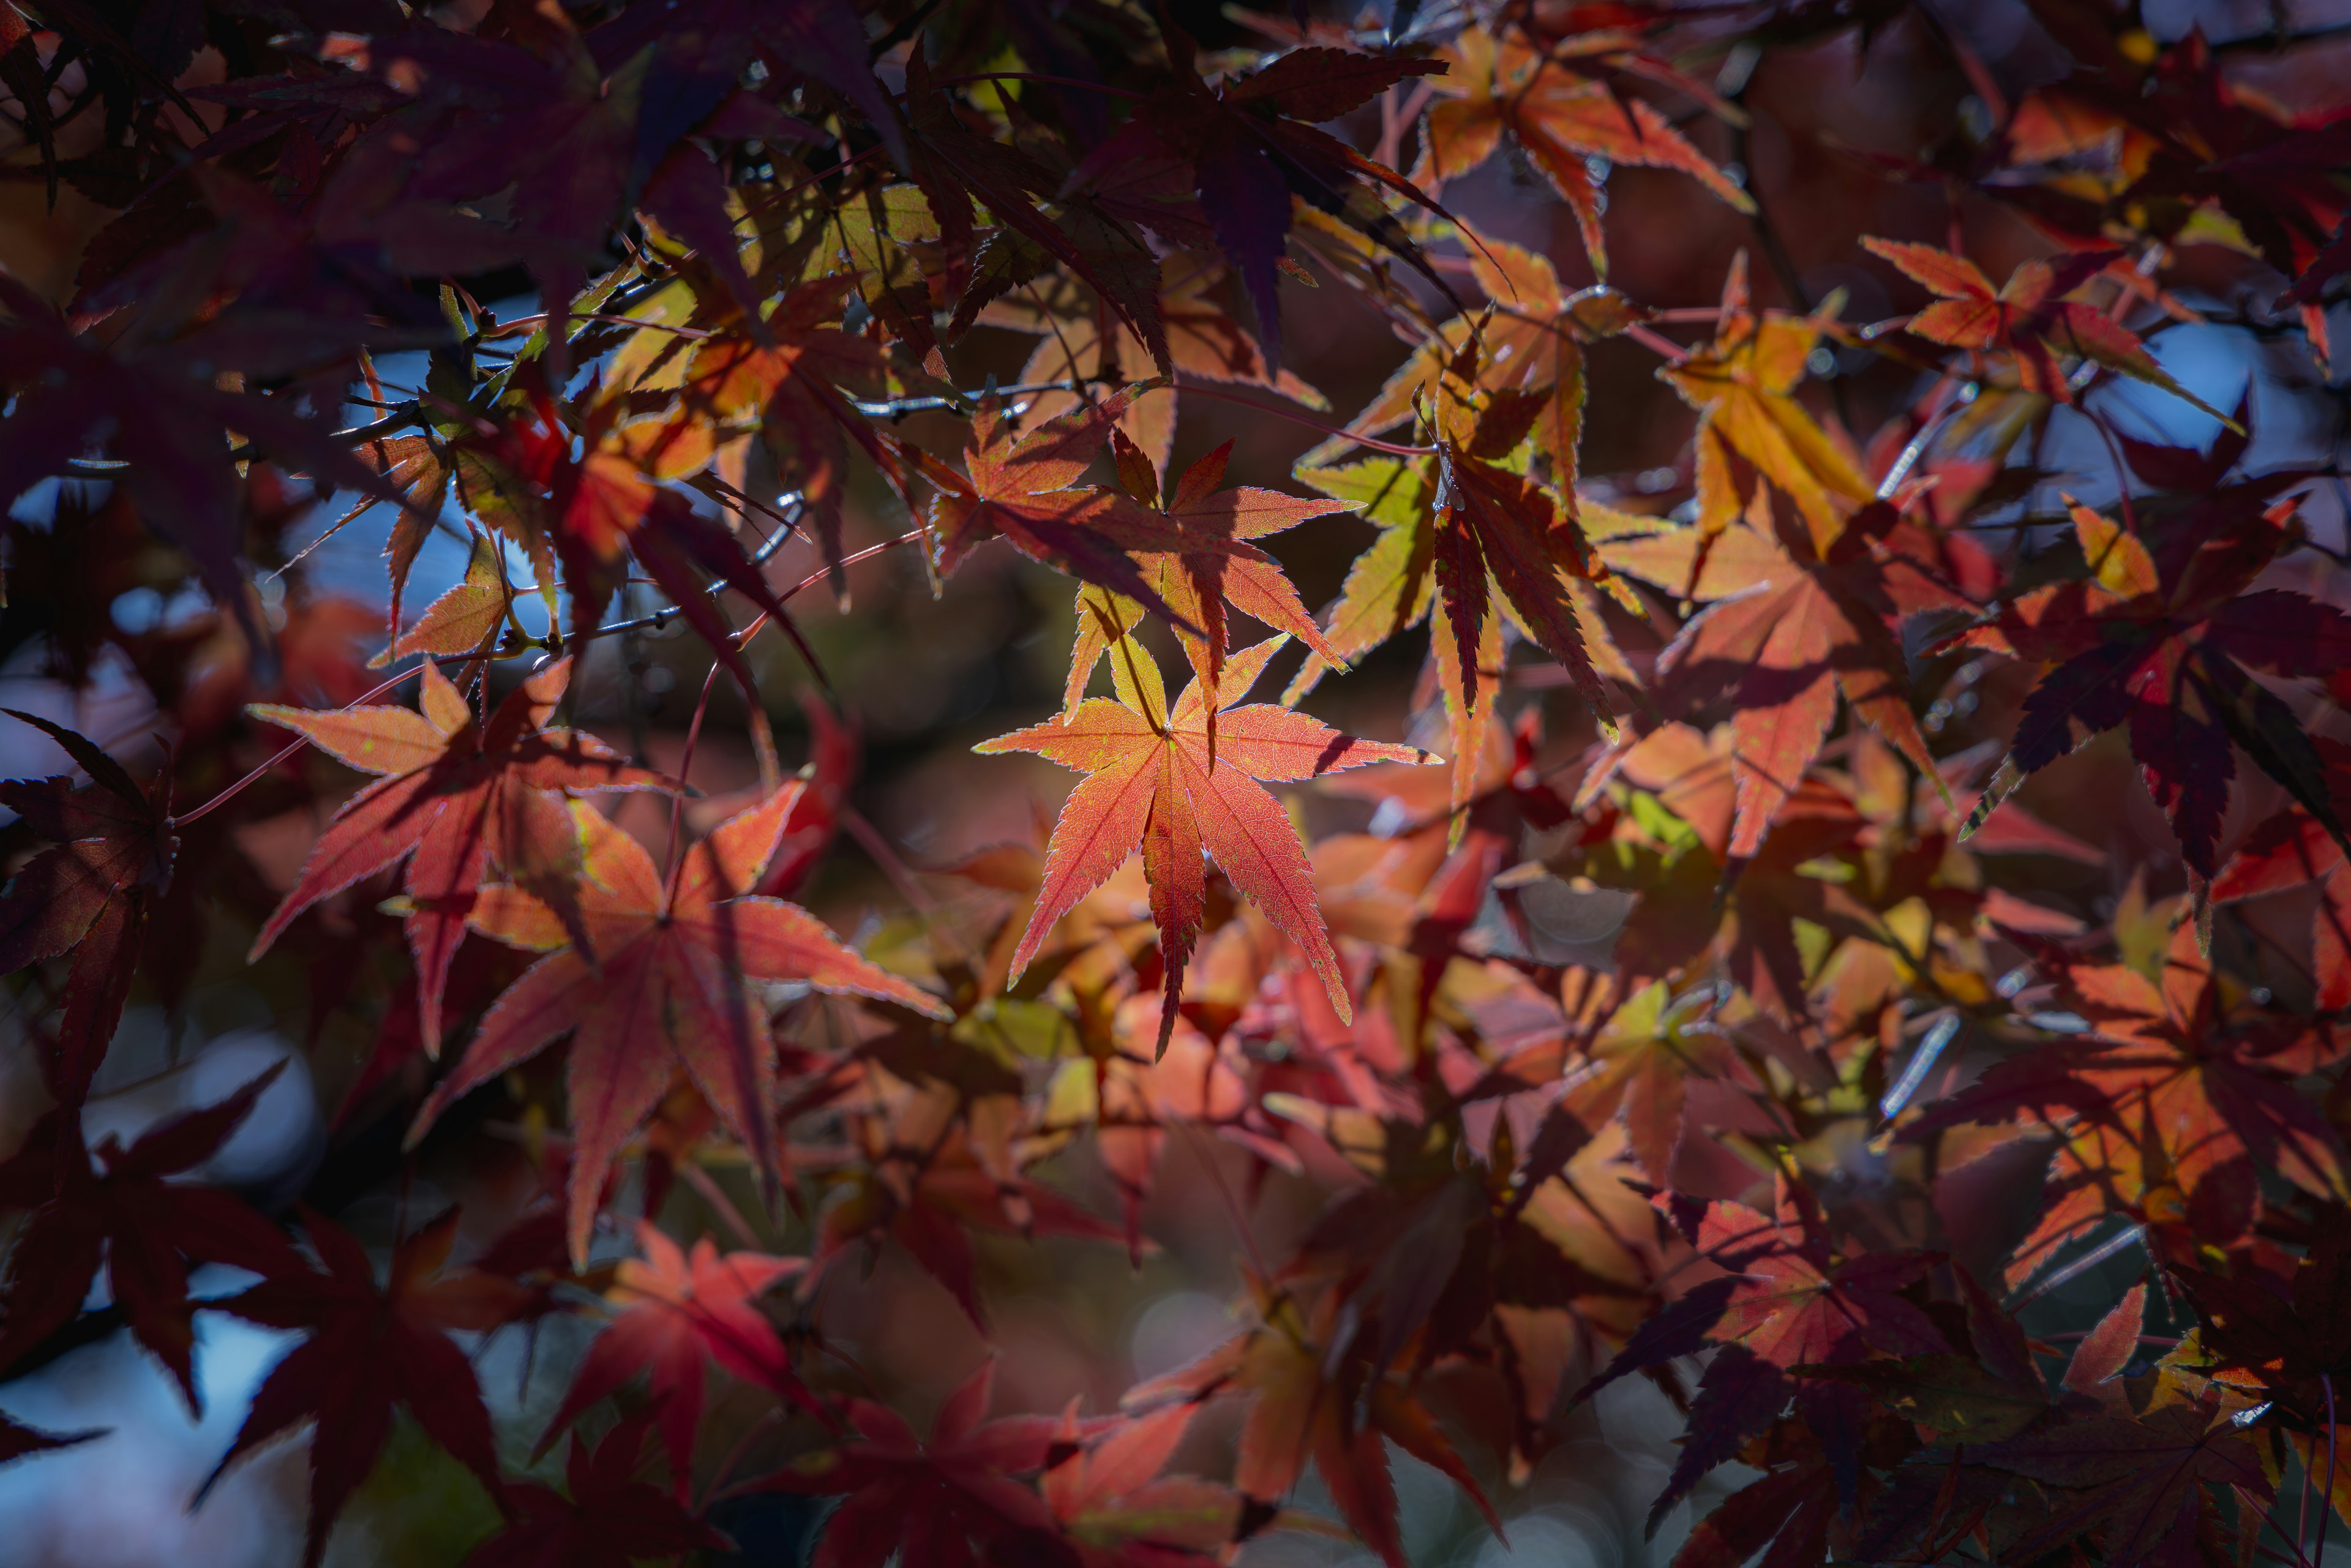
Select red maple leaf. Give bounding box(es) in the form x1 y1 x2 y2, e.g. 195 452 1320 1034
201 1209 530 1568
463 1404 730 1568
411 782 952 1263
0 1063 299 1410
1906 919 2348 1276
815 1131 1127 1329
249 658 672 1054
455 383 832 704
1125 1286 1499 1568
670 276 899 601
538 1221 815 1482
1070 434 1352 727
2213 736 2351 1008
1965 493 2351 875
1063 37 1453 372
1419 24 1752 275
1969 1397 2270 1568
1584 1193 1945 1518
755 1358 1073 1568
0 710 175 1108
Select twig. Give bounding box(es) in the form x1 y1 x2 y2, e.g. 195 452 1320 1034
1185 1122 1270 1282
172 659 450 827
677 1160 767 1252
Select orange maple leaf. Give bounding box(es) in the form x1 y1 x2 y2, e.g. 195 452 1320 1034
1864 237 2235 423
1067 437 1352 741
977 634 1432 1054
1662 254 1873 558
926 389 1209 640
249 658 671 1054
1419 25 1752 276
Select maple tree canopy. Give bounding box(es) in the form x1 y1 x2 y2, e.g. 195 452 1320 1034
0 1 2349 1566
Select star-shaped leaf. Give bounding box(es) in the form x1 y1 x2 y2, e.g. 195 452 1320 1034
413 783 951 1263
1419 26 1752 276
0 710 176 1108
978 634 1431 1054
202 1209 525 1568
538 1221 814 1483
464 1405 731 1568
0 1065 300 1410
250 658 673 1053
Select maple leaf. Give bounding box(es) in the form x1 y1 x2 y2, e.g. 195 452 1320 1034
335 13 785 382
975 634 1431 1055
1041 1403 1256 1566
1425 418 1627 772
1963 493 2351 876
755 1358 1073 1568
1554 724 1878 1021
670 275 898 601
1124 1286 1498 1568
1670 1458 1837 1568
1309 233 1647 491
1066 437 1351 730
249 658 672 1054
896 51 1171 375
538 1221 815 1482
0 1065 300 1411
413 783 952 1264
1565 981 1736 1185
1063 34 1455 372
0 269 406 647
1584 1196 1945 1516
464 1404 730 1568
1907 919 2348 1266
1280 456 1439 702
815 1127 1127 1329
381 530 514 665
1864 238 2236 423
1289 402 1634 832
1418 24 1752 276
926 388 1218 640
1967 1397 2270 1568
2173 1228 2351 1438
201 1209 527 1568
1660 255 1874 556
984 257 1324 480
1591 503 1965 858
1979 35 2349 288
2213 738 2351 1008
0 710 175 1108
